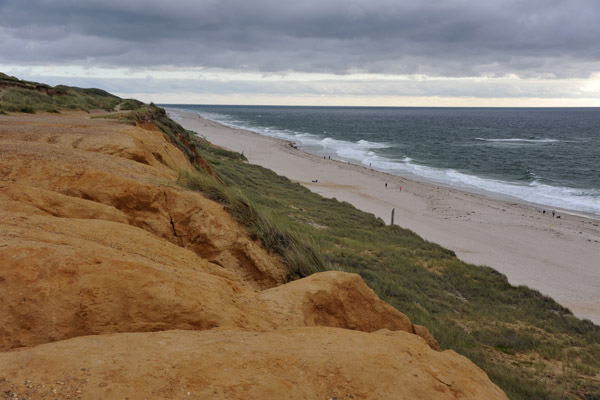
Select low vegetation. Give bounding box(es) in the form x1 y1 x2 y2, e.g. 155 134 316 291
177 169 324 279
2 73 599 399
136 105 599 400
0 72 126 113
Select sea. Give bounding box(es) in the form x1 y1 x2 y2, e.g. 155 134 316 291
164 105 600 218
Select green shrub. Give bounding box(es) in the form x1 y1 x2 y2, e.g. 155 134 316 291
0 76 121 113
120 99 145 110
19 106 35 113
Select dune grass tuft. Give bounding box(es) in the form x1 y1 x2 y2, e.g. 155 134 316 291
177 168 324 279
0 74 121 113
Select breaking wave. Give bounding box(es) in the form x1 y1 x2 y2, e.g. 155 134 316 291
176 108 600 217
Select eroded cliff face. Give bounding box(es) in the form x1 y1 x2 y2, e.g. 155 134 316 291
0 112 507 399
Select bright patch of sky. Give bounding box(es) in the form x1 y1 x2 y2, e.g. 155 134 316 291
1 1 600 106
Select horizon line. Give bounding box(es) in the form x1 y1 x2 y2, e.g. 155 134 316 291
158 103 600 109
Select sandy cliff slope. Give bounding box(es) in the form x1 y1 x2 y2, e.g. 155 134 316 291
0 112 507 399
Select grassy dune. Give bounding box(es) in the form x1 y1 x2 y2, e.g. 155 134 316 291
2 74 599 399
0 72 126 113
148 109 599 400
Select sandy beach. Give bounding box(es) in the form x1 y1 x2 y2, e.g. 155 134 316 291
173 109 600 324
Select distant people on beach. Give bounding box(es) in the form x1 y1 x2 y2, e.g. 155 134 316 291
383 182 402 191
542 209 560 218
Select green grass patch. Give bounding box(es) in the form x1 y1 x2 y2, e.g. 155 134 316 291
0 86 120 113
0 73 121 113
119 98 145 110
177 168 324 279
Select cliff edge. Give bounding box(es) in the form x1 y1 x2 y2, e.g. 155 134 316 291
0 111 507 399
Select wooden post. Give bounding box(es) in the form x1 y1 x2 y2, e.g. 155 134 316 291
391 208 395 225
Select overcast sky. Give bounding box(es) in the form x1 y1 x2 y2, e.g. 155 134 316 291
1 0 600 106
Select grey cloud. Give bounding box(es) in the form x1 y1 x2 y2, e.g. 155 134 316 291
1 0 600 78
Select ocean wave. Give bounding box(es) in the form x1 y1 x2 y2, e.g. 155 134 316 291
475 138 559 144
197 111 313 142
194 110 392 165
373 158 600 216
356 139 389 149
167 110 183 121
191 109 600 217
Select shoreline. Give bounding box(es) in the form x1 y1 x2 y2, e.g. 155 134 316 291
167 107 600 221
172 109 600 324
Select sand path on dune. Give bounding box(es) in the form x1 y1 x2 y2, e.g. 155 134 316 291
174 110 600 324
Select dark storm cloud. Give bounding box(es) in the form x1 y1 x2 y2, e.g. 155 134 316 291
1 0 599 78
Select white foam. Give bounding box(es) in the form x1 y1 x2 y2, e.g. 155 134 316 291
166 110 183 121
195 110 392 165
475 138 559 144
376 159 600 216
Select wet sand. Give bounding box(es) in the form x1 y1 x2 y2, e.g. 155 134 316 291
172 109 600 324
